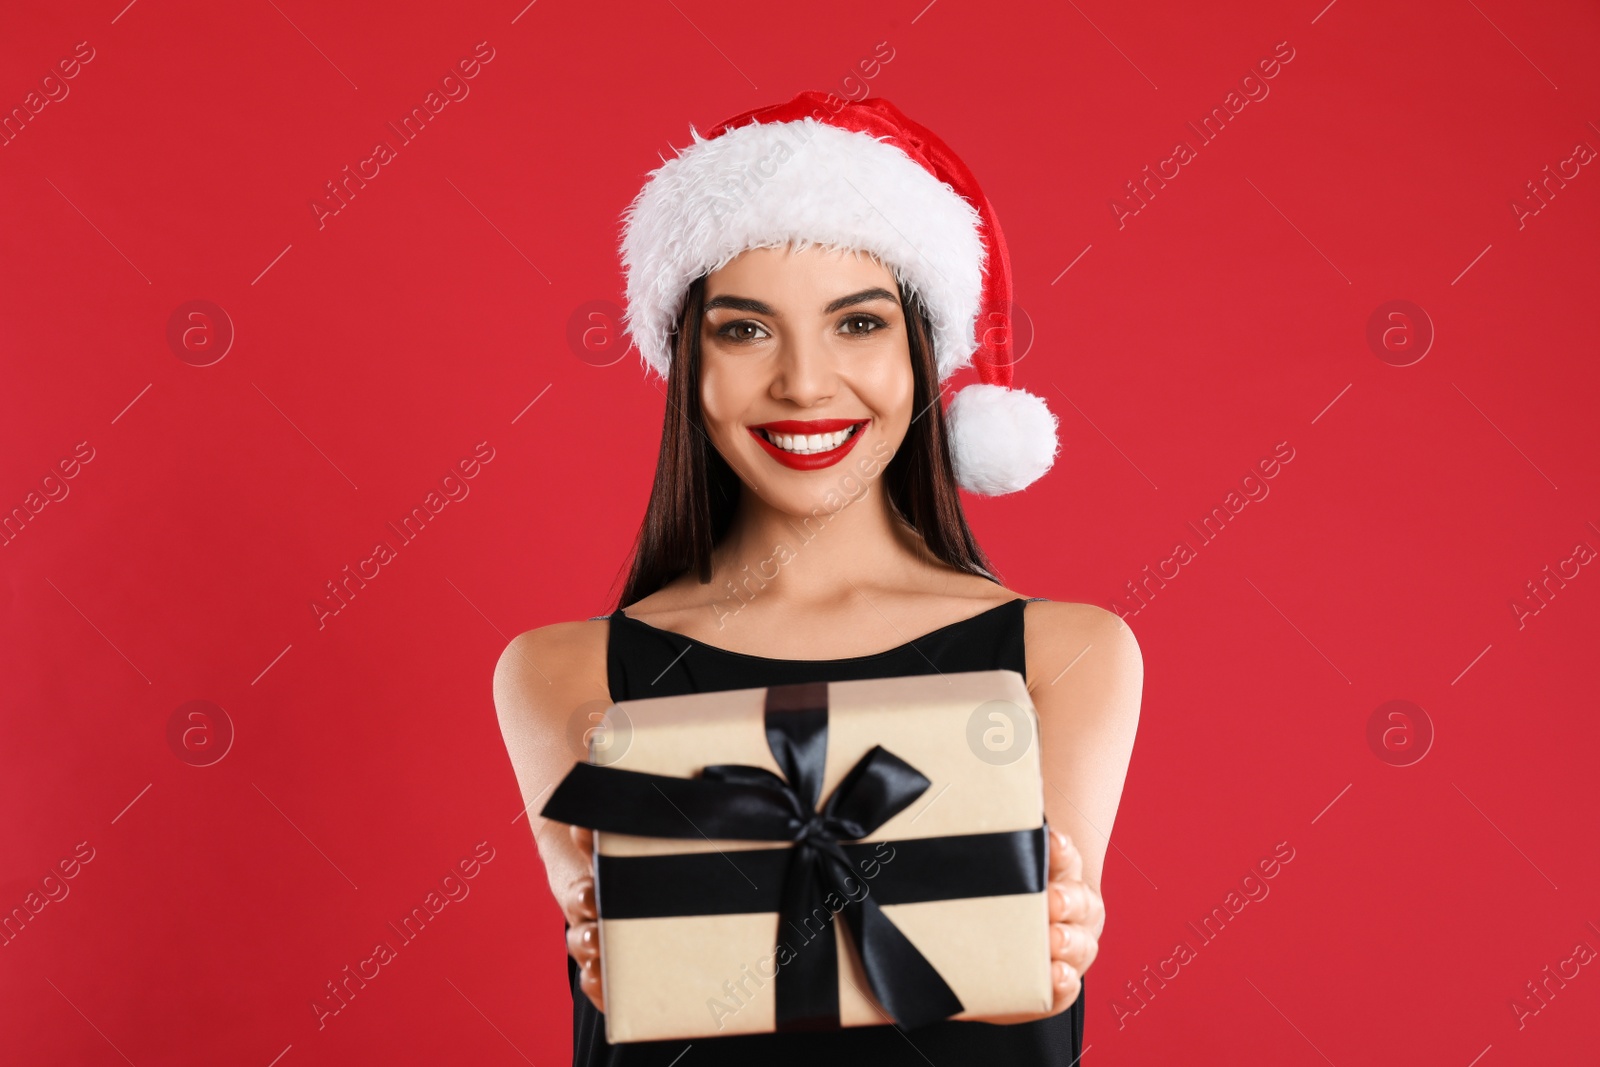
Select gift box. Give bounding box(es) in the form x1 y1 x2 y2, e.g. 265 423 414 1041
541 669 1053 1044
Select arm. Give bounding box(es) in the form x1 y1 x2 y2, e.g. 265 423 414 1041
974 600 1144 1023
492 620 612 1009
1028 600 1144 912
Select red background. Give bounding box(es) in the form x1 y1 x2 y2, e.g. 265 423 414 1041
4 0 1597 1063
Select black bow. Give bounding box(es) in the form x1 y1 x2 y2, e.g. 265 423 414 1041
541 683 968 1030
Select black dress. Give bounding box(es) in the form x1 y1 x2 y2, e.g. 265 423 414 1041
567 596 1085 1066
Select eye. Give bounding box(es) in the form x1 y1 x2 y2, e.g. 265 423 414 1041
839 313 887 336
715 320 770 344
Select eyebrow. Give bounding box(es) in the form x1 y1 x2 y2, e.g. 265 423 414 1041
702 287 900 317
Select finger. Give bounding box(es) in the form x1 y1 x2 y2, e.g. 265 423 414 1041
1051 922 1098 975
1049 881 1083 923
1050 920 1072 959
1048 827 1083 884
579 955 605 1013
570 824 595 855
1051 959 1082 1012
1055 880 1095 924
1074 928 1099 974
566 920 600 963
1087 887 1108 939
571 878 598 922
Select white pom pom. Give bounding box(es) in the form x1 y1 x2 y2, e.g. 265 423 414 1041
946 383 1060 496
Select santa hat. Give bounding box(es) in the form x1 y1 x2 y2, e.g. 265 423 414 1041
619 91 1059 496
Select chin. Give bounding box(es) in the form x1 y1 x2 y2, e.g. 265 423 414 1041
741 449 884 522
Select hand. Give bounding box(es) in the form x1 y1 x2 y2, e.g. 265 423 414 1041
966 826 1103 1024
1044 826 1102 1014
562 825 604 1013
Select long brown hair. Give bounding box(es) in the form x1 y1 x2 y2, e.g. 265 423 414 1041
612 272 998 609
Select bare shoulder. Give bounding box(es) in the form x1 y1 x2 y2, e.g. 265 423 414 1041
492 617 611 729
492 619 610 877
1021 600 1142 896
1021 599 1144 706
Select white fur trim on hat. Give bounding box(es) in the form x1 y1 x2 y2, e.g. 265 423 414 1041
946 383 1060 495
620 117 986 382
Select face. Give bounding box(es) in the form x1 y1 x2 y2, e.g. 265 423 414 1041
698 243 914 516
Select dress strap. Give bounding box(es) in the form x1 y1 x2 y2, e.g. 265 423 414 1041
592 609 627 704
1024 596 1051 603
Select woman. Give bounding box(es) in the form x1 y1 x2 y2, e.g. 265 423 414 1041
495 92 1142 1065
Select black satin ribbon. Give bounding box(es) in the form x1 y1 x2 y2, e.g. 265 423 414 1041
594 829 1048 917
541 680 1045 1031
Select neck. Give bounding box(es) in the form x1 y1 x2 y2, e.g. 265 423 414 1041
702 479 933 624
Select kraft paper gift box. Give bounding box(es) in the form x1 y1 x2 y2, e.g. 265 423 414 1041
541 669 1054 1044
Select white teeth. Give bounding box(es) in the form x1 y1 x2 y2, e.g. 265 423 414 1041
762 425 860 455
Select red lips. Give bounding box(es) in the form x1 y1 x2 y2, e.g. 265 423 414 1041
747 419 870 471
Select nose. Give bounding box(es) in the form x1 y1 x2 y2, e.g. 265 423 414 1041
769 328 837 407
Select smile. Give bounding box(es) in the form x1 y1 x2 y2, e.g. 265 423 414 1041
747 419 869 471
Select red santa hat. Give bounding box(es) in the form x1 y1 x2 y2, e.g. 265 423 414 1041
619 91 1059 496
